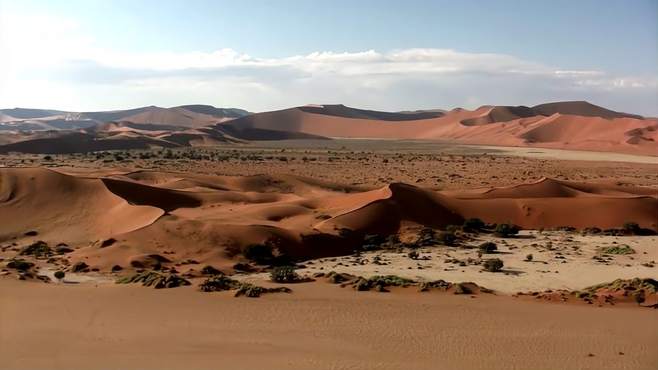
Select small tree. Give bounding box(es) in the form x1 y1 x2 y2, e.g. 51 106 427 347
270 266 300 283
478 242 497 254
54 270 65 281
482 258 504 272
623 222 640 235
463 218 485 232
525 254 533 262
494 223 520 237
437 231 457 246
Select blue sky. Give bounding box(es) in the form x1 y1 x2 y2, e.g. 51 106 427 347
1 0 656 114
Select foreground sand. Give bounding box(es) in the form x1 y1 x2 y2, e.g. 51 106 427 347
1 280 657 370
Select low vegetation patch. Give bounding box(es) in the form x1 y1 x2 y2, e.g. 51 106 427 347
234 284 292 298
482 258 504 272
583 278 658 295
415 228 438 246
478 242 497 254
19 241 52 258
321 272 492 295
116 271 191 289
600 245 636 255
324 271 356 284
270 265 301 283
572 278 658 306
437 230 457 246
462 218 485 232
201 265 223 275
198 275 240 292
494 223 520 237
6 258 34 271
418 279 452 292
198 275 292 297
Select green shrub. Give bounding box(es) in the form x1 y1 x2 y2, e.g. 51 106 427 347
525 254 533 262
234 283 292 298
415 228 437 246
601 245 635 255
270 265 300 283
437 231 457 246
478 242 497 254
494 223 520 237
54 271 65 280
116 271 190 289
19 241 52 258
353 275 416 292
482 258 504 272
6 259 34 271
463 218 485 232
199 275 240 292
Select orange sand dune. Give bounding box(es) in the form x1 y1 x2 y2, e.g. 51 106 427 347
120 106 219 128
0 168 162 242
222 102 658 155
2 168 655 271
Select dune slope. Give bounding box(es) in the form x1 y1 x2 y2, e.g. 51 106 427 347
2 168 655 270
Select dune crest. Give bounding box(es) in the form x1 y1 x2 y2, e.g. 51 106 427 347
3 169 655 269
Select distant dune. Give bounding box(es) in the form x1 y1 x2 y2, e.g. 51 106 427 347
222 101 657 155
1 101 656 155
531 101 643 119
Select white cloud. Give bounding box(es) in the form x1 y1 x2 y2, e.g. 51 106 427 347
1 12 656 115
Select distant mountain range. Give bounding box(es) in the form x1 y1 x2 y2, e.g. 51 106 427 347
0 101 655 155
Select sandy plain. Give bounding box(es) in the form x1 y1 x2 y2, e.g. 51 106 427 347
1 140 657 370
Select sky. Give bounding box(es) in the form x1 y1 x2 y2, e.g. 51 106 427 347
0 0 656 115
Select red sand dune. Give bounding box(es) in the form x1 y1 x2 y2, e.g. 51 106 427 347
0 168 162 242
1 168 655 272
222 102 658 155
2 101 655 155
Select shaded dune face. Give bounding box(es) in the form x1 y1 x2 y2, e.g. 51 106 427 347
3 168 656 270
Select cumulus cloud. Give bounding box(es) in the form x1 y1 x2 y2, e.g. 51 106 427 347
1 13 656 115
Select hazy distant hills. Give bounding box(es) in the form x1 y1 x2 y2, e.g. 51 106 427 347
0 101 656 155
0 105 251 131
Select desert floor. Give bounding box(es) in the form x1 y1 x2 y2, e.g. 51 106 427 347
2 139 657 190
1 279 657 370
1 140 657 370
